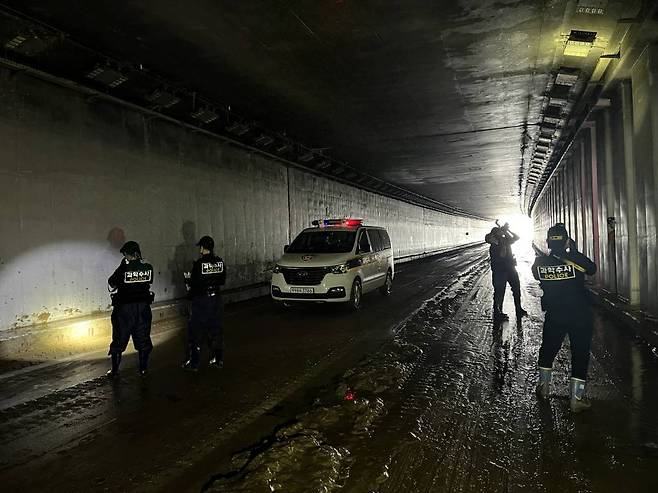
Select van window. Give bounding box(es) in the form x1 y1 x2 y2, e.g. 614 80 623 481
287 230 357 253
368 229 383 252
380 230 391 250
357 230 371 253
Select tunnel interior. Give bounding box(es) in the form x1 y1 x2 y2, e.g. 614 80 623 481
1 1 658 491
2 0 656 340
2 0 640 220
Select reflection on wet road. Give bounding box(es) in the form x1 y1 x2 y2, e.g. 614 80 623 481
1 244 657 492
339 253 658 493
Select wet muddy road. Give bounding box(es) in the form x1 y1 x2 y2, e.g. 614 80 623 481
0 245 486 491
2 245 657 492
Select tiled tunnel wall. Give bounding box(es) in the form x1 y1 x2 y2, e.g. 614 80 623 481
0 69 490 334
532 45 658 319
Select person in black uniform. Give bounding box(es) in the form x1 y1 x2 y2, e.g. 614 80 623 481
183 235 226 371
532 223 597 413
107 241 154 376
485 221 527 321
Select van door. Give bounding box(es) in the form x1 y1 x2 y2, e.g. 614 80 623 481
367 228 387 286
379 229 393 277
356 229 376 289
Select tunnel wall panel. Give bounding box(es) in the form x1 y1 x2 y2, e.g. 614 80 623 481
287 170 487 259
0 69 489 333
533 46 658 318
631 49 658 315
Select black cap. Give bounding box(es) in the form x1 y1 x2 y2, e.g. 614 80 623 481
120 241 141 256
547 223 568 241
547 223 568 250
196 235 214 251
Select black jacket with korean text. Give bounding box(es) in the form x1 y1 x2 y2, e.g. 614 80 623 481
108 258 154 306
531 250 596 315
187 253 226 298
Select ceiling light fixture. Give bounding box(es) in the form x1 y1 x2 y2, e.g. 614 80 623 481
545 105 563 119
4 33 54 55
549 84 571 107
540 122 559 133
227 122 250 135
555 69 580 86
146 89 180 108
275 143 292 153
299 151 315 162
86 66 128 88
543 106 563 125
254 135 274 147
191 108 218 124
563 30 597 58
5 35 26 49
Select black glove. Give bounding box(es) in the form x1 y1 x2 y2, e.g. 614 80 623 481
566 238 577 252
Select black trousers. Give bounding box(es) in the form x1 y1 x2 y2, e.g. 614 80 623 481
188 295 223 359
109 302 153 355
538 312 593 380
492 266 521 313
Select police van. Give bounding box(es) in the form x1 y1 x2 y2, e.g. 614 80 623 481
271 219 394 310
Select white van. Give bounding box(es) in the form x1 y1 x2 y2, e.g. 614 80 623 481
271 219 394 310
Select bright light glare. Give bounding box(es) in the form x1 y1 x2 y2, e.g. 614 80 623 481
69 320 92 341
497 214 534 256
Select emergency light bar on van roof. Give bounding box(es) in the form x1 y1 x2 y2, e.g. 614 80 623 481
311 218 363 227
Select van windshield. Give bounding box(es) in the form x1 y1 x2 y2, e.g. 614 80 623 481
287 230 357 254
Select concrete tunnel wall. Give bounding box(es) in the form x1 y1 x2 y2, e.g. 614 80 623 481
0 68 491 335
532 45 658 319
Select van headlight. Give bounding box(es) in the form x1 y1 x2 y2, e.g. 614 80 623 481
273 265 282 273
330 263 349 274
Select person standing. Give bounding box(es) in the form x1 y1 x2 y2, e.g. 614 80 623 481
183 235 226 371
532 223 597 413
107 241 154 376
485 221 527 321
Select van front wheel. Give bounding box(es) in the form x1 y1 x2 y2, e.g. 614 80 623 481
349 278 362 311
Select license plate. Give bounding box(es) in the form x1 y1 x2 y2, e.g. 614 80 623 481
290 287 314 294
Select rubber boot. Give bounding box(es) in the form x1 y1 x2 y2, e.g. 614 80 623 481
106 353 121 377
138 350 150 376
536 367 552 399
208 336 223 369
209 351 223 369
569 377 592 413
183 346 201 372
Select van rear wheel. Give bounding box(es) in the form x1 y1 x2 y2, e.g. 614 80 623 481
379 270 392 296
349 278 362 311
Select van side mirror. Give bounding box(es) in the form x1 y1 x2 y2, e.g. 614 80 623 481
283 244 289 253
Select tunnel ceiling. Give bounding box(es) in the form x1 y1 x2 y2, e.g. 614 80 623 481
1 1 635 219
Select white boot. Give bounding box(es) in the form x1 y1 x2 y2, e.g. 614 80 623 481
536 367 552 399
569 377 592 413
